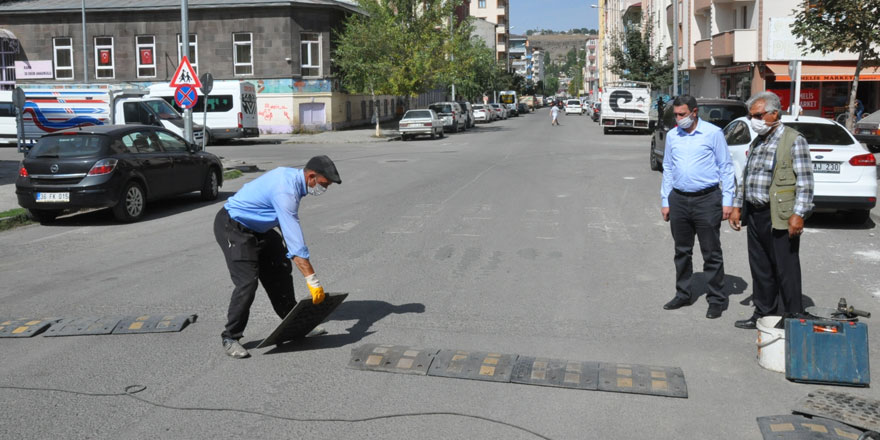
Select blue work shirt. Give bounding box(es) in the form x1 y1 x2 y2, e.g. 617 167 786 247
660 118 735 208
225 167 310 259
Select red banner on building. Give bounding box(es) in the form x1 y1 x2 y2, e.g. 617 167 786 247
768 89 820 111
99 49 111 66
139 48 153 65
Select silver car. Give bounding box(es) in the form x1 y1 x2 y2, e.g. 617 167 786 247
399 109 444 141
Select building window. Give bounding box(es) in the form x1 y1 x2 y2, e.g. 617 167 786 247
478 0 486 7
233 32 253 76
53 37 74 80
1 37 17 88
300 32 321 77
177 34 198 74
94 36 114 79
136 35 156 78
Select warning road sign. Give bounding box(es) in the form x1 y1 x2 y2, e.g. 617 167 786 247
175 85 198 110
169 56 202 88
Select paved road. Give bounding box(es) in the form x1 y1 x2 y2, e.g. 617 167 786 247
1 110 879 439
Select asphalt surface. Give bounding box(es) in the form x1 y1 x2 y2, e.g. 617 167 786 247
1 110 879 439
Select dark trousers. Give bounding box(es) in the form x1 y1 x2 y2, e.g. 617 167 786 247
668 189 726 305
745 203 803 317
214 208 297 340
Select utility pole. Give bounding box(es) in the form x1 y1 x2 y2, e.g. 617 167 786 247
81 0 88 83
672 0 679 96
181 0 193 143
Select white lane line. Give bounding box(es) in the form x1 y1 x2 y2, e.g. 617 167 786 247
31 229 81 243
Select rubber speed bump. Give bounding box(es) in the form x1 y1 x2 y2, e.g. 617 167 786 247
793 388 880 433
112 314 197 334
0 318 56 338
44 316 123 337
257 293 348 348
757 415 864 440
597 362 688 398
511 357 600 390
348 344 439 375
427 349 517 383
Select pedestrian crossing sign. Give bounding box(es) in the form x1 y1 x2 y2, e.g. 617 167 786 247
169 56 202 88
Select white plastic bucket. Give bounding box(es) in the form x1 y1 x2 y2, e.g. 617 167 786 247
756 316 785 373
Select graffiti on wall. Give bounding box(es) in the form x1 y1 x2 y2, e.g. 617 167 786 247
255 78 332 94
258 102 291 122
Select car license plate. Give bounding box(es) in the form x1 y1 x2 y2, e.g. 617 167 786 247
36 192 70 203
813 162 840 173
618 121 633 127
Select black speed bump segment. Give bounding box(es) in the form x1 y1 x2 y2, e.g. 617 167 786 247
0 318 57 338
112 314 197 334
257 293 348 348
348 344 439 375
44 316 123 337
793 388 880 433
757 415 864 439
598 362 688 398
427 349 517 383
511 357 600 390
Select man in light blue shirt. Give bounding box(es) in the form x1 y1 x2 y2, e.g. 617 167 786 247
659 95 735 319
213 155 341 358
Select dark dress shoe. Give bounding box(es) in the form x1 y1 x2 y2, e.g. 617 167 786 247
663 297 690 310
706 304 723 319
734 316 759 329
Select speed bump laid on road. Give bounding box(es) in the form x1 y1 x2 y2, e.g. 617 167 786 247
598 362 688 398
0 318 57 338
44 316 123 337
793 388 880 433
348 344 439 375
112 314 197 334
510 356 600 390
757 415 864 439
427 349 518 383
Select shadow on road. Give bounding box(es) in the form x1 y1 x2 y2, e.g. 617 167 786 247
0 160 19 185
806 211 876 230
689 273 749 309
259 300 426 354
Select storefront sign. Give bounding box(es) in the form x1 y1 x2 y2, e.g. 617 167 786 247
14 60 53 79
768 88 820 111
712 65 751 75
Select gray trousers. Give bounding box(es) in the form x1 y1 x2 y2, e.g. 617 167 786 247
668 188 726 305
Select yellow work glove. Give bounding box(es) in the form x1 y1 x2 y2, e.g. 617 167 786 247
305 273 325 304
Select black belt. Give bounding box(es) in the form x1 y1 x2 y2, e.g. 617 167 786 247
226 211 259 235
746 201 769 212
673 185 719 197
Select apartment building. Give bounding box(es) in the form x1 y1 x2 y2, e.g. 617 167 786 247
583 36 599 98
509 34 528 78
532 49 545 84
666 0 879 117
469 0 509 65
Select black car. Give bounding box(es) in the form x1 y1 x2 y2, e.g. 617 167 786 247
517 103 529 114
649 98 748 171
16 124 224 223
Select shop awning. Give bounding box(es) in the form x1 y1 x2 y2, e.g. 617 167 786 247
766 62 880 82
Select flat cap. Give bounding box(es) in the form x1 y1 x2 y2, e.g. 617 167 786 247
305 155 341 184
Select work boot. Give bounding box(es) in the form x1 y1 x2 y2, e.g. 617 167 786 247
223 338 250 359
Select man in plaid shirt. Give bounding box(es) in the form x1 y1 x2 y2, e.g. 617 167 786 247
728 91 813 330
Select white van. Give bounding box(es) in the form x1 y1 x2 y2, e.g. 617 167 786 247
0 91 16 145
148 81 259 143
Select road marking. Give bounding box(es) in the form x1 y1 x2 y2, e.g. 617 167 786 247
451 233 481 237
321 221 359 234
31 229 81 243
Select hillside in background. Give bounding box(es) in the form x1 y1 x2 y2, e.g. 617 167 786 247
527 34 595 62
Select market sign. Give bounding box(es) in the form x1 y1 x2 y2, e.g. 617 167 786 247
15 60 53 79
768 88 820 111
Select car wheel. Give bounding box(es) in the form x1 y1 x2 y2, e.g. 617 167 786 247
438 129 444 139
26 209 61 224
201 168 220 201
113 181 146 223
430 130 436 140
401 134 408 141
452 124 458 133
649 140 662 171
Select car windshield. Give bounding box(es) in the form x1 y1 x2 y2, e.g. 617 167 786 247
143 100 183 120
429 104 452 114
698 104 748 129
405 110 432 119
784 122 855 145
29 134 108 158
473 105 485 110
567 100 580 105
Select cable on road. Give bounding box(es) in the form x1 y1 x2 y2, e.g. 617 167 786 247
0 384 554 440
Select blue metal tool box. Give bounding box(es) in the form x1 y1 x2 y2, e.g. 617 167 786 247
785 318 870 386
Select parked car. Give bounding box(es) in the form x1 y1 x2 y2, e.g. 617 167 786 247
853 111 880 152
565 99 583 115
591 103 601 122
723 115 877 222
0 90 15 145
517 103 529 115
456 101 475 128
16 124 223 223
428 102 466 133
398 109 444 141
472 104 490 123
649 98 748 171
490 103 508 120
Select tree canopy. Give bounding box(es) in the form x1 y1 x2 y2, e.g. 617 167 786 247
607 20 672 90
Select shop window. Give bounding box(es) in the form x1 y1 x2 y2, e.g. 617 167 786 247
94 36 114 79
233 32 253 76
136 35 156 78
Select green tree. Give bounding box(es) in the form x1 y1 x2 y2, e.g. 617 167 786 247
608 20 672 90
791 0 880 130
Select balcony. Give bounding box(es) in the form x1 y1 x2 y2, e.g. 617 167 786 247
694 39 711 63
497 6 505 16
711 29 756 63
496 43 506 52
694 0 711 14
496 25 506 34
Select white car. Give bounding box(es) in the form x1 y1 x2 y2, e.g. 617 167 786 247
472 104 490 123
398 109 444 141
565 99 583 115
723 115 877 222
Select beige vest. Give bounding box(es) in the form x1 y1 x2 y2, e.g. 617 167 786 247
745 127 802 230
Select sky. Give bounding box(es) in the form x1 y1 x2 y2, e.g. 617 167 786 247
509 0 600 34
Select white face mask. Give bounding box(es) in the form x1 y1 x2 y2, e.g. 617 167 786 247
751 118 775 135
308 178 327 196
677 114 695 130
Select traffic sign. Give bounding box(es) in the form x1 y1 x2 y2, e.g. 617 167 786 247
200 72 214 95
174 85 198 110
169 56 202 88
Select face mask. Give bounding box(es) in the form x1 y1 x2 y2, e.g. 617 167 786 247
677 114 695 130
751 118 775 135
308 178 327 196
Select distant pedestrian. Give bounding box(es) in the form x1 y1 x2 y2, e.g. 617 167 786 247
660 95 735 319
550 103 560 126
729 91 813 330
